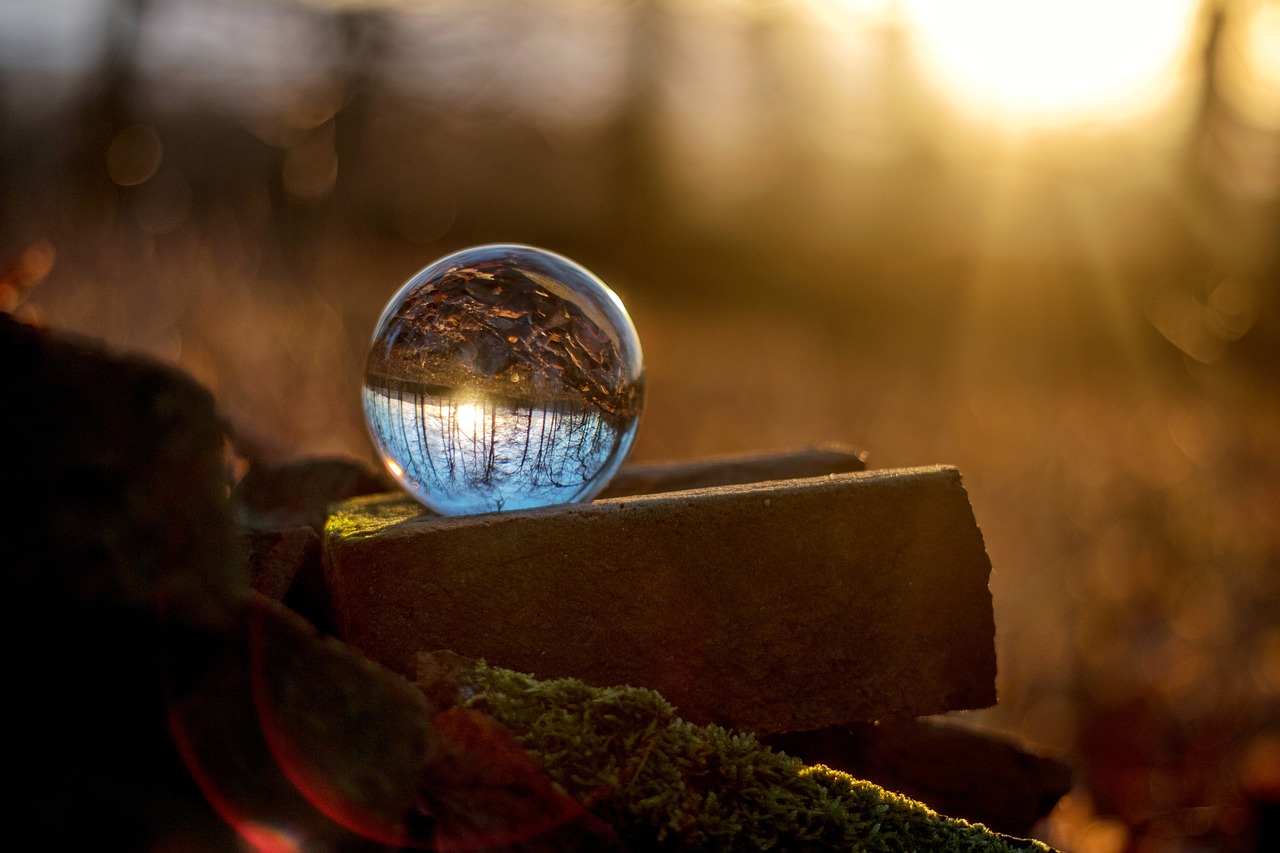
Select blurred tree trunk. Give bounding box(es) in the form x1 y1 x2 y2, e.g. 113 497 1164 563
332 7 391 214
1185 0 1280 369
66 0 151 195
604 0 669 249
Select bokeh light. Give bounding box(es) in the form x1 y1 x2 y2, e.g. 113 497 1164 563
902 0 1200 124
2 0 1278 849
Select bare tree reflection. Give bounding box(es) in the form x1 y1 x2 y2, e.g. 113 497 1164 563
364 378 631 515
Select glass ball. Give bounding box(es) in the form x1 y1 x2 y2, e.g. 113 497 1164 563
363 244 645 516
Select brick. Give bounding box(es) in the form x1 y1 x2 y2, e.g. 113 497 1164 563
324 465 997 734
599 443 866 498
233 456 390 533
763 720 1072 838
244 525 346 633
245 527 320 601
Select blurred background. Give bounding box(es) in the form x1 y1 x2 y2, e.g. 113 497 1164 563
1 0 1278 849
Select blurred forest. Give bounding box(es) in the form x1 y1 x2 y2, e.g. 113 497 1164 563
1 1 1278 851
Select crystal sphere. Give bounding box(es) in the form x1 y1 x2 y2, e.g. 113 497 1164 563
363 244 645 516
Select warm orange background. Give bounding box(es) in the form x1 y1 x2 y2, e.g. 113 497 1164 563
2 2 1278 850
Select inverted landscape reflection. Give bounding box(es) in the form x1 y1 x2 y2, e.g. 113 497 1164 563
363 383 634 516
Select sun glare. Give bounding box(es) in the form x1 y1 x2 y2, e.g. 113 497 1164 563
1224 0 1280 131
902 0 1200 124
453 401 487 436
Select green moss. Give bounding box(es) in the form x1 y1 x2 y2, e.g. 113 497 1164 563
324 493 424 541
463 664 1051 852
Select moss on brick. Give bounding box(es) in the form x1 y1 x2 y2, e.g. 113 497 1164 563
462 664 1052 852
324 492 424 541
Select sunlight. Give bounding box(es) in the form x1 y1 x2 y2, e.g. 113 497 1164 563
902 0 1200 124
1223 0 1280 131
453 400 487 436
1246 1 1280 91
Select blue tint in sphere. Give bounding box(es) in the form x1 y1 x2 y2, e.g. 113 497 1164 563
363 245 645 516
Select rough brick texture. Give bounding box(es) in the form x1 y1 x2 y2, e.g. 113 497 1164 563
325 465 997 734
599 443 866 498
764 719 1072 837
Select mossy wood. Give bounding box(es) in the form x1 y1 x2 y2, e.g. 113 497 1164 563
325 465 998 734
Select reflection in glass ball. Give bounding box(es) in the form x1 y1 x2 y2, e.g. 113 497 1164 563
363 244 645 516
